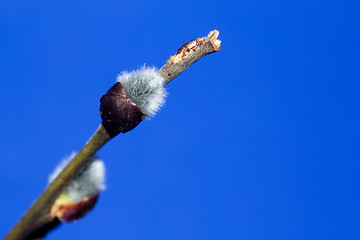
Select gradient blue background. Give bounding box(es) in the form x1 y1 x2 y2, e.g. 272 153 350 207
1 1 359 239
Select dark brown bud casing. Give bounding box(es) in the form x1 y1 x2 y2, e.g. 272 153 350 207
50 193 99 222
100 82 144 135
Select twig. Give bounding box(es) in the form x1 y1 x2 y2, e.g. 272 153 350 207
4 30 221 240
159 30 221 84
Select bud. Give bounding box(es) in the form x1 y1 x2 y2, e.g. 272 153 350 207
100 66 167 135
50 193 99 222
49 153 106 222
100 82 144 134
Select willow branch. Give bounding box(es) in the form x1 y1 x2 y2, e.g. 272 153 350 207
4 30 221 240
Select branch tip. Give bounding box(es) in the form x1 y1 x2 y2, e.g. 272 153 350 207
208 30 221 51
160 29 221 85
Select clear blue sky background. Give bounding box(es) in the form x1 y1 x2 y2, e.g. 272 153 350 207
1 1 359 239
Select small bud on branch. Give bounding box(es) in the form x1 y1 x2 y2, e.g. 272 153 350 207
48 153 105 222
100 67 167 135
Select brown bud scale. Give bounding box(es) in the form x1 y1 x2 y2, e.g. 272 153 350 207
50 193 99 222
100 82 144 135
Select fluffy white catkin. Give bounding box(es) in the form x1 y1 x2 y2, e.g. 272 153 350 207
49 152 106 202
117 66 167 117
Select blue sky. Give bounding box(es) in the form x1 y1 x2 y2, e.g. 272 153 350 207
1 0 359 239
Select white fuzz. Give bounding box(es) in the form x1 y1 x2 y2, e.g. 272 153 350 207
49 152 106 202
117 66 167 117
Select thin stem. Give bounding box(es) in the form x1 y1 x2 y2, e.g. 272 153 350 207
160 30 221 85
4 30 221 240
5 124 111 240
26 218 61 240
